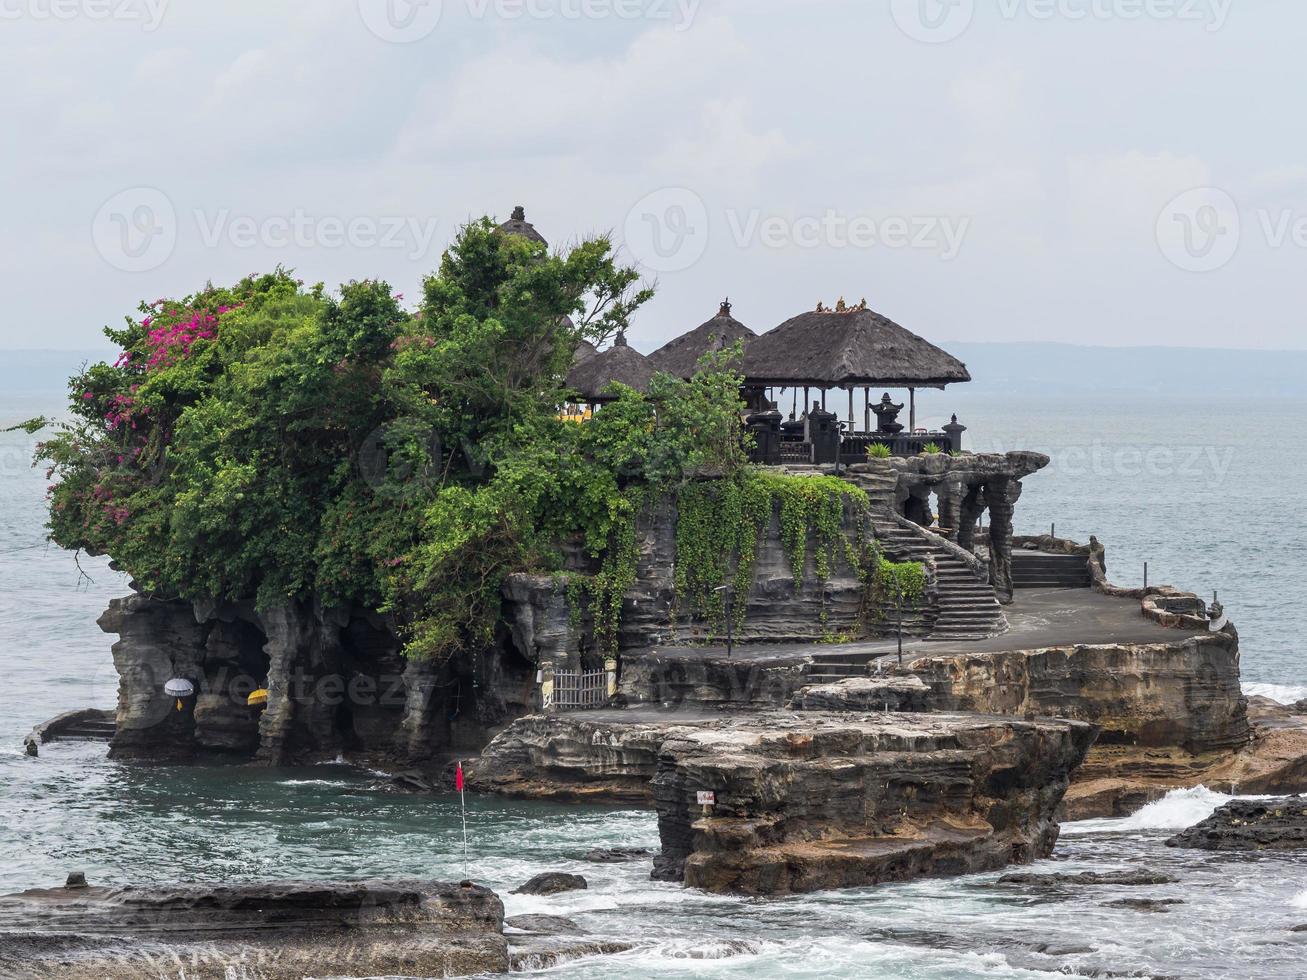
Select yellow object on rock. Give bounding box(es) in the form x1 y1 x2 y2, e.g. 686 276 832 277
247 689 269 707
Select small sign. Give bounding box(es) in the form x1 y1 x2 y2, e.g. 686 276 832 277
696 791 716 806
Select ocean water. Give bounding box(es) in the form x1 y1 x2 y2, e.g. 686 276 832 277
3 388 1307 978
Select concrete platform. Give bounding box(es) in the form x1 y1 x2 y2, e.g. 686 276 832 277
627 587 1195 666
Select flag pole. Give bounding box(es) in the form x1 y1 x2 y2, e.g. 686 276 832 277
456 760 469 877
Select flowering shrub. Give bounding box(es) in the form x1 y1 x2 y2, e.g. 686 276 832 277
35 222 706 664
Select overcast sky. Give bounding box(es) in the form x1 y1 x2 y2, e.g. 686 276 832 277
3 0 1304 353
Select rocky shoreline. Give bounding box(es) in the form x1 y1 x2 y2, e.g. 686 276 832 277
471 708 1094 895
0 875 634 979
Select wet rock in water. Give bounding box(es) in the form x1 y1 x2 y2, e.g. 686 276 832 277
1290 923 1307 933
64 872 87 890
508 936 632 972
504 913 584 934
1102 898 1185 912
1165 797 1307 850
386 770 436 793
512 872 588 896
652 712 1095 895
582 847 651 863
0 877 508 979
997 870 1177 887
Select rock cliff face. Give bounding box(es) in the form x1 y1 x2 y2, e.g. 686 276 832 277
0 878 508 979
468 712 671 803
619 495 885 649
1165 796 1307 850
471 709 1095 896
618 651 813 709
651 712 1094 895
98 594 535 767
902 632 1248 755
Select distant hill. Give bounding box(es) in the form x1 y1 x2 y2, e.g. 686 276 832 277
943 343 1307 398
4 344 1306 400
0 349 115 397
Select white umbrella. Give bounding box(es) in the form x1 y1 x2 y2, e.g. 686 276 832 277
164 678 195 712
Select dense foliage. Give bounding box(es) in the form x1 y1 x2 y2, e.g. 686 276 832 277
38 220 694 660
36 218 921 662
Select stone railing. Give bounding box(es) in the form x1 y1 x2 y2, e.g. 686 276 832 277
1013 533 1223 637
891 512 990 584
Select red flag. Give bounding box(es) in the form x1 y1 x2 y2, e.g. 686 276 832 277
455 761 465 792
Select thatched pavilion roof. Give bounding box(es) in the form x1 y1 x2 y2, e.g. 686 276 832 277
740 302 971 389
647 300 756 380
565 332 654 402
571 338 598 366
496 205 547 245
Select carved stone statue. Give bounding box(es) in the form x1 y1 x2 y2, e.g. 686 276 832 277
872 393 905 435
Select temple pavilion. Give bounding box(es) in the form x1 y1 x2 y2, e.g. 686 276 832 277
496 206 971 463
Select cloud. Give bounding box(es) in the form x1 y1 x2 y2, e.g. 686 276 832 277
392 16 745 162
1066 150 1213 248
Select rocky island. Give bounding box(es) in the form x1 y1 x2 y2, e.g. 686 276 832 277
19 208 1307 973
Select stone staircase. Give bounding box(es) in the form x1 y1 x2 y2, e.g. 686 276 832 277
54 717 117 741
806 650 886 684
875 520 1008 643
1012 551 1093 589
805 521 1009 684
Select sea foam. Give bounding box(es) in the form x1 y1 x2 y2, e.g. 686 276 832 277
1063 785 1255 835
1243 682 1307 705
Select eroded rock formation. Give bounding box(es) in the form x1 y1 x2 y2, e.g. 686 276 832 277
1165 796 1307 850
902 632 1248 755
98 594 534 767
652 712 1094 895
0 878 508 979
472 708 1094 896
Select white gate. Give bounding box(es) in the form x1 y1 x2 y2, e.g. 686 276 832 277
548 668 610 711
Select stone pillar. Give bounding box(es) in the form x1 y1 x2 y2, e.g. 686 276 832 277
986 479 1018 603
398 655 443 763
99 594 207 762
957 485 986 553
942 415 966 453
255 602 348 766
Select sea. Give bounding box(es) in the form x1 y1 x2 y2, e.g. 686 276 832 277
3 377 1307 979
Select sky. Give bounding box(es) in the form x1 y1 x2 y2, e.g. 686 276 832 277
3 0 1305 353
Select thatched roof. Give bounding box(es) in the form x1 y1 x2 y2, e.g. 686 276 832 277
565 332 654 402
740 303 971 389
496 205 547 245
572 338 598 366
647 300 756 379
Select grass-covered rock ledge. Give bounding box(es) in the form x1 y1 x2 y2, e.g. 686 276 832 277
29 217 924 765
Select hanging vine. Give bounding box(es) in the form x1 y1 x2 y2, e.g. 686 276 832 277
568 486 646 656
867 540 927 620
672 471 872 635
